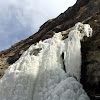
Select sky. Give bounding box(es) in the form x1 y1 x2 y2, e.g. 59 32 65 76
0 0 76 51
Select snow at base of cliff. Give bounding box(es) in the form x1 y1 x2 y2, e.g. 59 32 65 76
0 22 92 100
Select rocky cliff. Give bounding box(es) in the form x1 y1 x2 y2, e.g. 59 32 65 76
0 0 100 100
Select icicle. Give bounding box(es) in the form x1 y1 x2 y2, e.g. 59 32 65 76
64 22 92 81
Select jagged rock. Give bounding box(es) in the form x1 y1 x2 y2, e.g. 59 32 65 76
0 0 100 100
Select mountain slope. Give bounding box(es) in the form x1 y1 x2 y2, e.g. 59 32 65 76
0 0 100 100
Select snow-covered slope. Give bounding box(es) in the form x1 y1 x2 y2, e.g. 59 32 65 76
0 23 92 100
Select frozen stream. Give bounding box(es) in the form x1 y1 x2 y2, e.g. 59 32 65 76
0 22 92 100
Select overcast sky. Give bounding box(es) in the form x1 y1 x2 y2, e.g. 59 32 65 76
0 0 76 51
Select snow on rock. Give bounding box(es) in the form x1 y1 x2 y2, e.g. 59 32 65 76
0 22 92 100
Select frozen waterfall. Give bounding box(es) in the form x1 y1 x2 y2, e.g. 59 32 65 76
0 22 92 100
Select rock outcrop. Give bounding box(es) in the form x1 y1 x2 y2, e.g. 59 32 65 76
0 0 100 100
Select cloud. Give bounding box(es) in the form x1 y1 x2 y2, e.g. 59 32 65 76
0 0 76 50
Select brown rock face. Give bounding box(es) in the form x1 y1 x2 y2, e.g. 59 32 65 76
0 0 100 99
